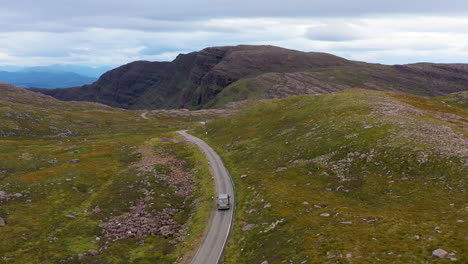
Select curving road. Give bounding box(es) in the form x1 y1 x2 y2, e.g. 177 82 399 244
177 130 235 264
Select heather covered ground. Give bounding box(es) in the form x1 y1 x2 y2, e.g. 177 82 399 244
195 89 467 263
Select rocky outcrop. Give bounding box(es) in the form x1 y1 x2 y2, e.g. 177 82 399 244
101 198 179 241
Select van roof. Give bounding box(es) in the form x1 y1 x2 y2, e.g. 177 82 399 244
218 193 229 199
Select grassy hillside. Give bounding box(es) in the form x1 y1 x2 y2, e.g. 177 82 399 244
205 63 468 108
0 83 215 263
194 89 467 263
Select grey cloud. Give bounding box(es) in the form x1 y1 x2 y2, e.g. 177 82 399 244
4 0 468 19
1 0 468 67
305 23 362 42
2 1 468 33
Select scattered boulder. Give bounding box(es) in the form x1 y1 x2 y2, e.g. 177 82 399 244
88 249 99 256
242 224 256 232
340 221 352 224
261 261 268 264
263 219 284 233
302 201 309 205
65 214 76 219
432 248 448 258
0 216 5 226
68 159 80 164
48 158 58 164
264 203 271 208
92 206 101 215
275 167 287 172
320 213 330 217
159 225 175 238
240 174 248 178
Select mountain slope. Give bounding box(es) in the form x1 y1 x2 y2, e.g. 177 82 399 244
205 62 468 108
193 89 467 263
0 71 97 88
31 45 468 110
30 45 352 109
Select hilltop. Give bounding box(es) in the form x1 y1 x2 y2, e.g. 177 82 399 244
31 45 468 110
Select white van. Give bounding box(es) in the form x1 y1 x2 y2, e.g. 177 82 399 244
217 194 231 210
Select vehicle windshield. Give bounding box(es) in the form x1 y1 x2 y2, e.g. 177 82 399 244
218 198 228 204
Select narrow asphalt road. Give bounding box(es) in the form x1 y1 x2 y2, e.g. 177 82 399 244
177 130 235 264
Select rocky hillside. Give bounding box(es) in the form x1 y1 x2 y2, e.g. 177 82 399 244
0 83 215 263
194 89 467 263
31 45 468 110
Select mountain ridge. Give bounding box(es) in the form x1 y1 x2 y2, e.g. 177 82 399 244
30 45 468 109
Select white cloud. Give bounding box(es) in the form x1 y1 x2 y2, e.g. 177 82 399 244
0 13 468 67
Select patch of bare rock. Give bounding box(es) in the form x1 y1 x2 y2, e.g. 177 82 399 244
0 190 23 202
101 198 179 241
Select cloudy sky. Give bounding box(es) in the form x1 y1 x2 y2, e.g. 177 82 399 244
1 0 468 68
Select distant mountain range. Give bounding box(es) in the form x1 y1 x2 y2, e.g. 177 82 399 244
0 64 112 89
29 45 468 109
0 71 97 89
19 65 111 78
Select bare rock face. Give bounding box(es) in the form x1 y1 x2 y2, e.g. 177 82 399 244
0 216 5 226
432 248 449 258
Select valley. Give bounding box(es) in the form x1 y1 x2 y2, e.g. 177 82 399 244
0 47 467 264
